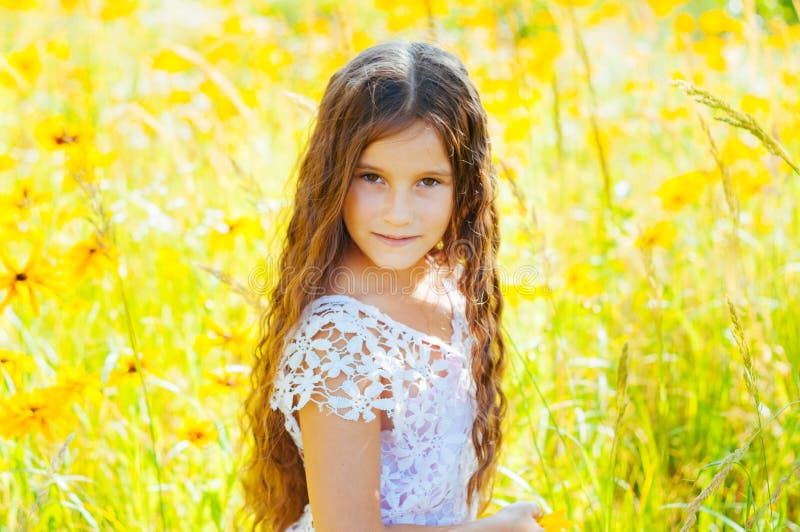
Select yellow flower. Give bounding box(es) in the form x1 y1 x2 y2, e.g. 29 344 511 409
721 136 759 165
194 316 252 358
66 233 119 281
222 15 244 34
504 114 532 144
3 43 42 85
0 236 63 317
0 349 37 385
636 220 678 249
63 143 115 191
98 0 137 20
587 1 623 25
52 367 104 404
199 80 257 121
0 386 76 442
551 0 592 6
660 106 689 121
206 40 241 64
60 0 81 11
0 0 37 8
517 31 561 82
693 36 727 71
373 0 445 31
177 419 218 448
351 30 376 53
44 38 71 60
151 49 193 73
208 216 261 251
674 12 695 33
34 115 89 151
646 0 686 17
0 177 53 224
167 89 193 105
200 364 250 395
565 263 603 297
655 170 711 211
537 508 576 531
698 8 740 35
730 169 771 201
457 5 499 29
740 94 770 116
106 351 154 387
501 279 549 309
0 153 16 171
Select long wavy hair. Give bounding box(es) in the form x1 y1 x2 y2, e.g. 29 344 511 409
237 40 507 531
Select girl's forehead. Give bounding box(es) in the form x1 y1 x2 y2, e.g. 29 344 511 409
358 124 451 170
362 121 445 153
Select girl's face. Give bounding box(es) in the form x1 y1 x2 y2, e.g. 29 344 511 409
343 120 454 274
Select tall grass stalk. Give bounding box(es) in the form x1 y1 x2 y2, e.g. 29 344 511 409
194 262 266 311
16 433 76 531
499 154 599 522
563 5 613 212
70 167 168 531
604 342 629 532
679 439 752 532
673 79 800 177
746 460 800 529
169 43 255 124
699 114 740 228
727 297 773 527
638 245 668 470
678 400 800 531
501 325 597 520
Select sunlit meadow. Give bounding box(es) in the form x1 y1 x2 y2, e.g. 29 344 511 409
1 0 798 530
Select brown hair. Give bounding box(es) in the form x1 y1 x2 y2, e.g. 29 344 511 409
237 40 507 531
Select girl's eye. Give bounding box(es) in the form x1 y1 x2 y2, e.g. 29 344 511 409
358 173 441 187
360 173 382 184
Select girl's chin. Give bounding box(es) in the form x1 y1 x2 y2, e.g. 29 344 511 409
362 251 428 271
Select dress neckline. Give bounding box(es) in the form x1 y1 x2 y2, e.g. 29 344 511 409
312 277 462 352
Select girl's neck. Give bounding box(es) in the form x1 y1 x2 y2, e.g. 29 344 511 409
332 239 437 300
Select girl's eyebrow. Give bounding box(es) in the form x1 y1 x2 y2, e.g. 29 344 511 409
355 163 452 177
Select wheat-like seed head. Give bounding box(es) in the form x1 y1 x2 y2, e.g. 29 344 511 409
680 441 752 532
746 460 800 528
727 297 761 412
698 113 740 225
672 79 800 177
615 342 629 417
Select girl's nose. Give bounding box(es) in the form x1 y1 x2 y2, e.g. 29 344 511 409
383 189 412 226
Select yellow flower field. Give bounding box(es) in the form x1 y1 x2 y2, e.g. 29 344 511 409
1 0 799 530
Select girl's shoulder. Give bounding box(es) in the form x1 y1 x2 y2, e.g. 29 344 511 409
286 293 391 354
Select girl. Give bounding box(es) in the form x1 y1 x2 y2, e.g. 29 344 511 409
239 40 545 531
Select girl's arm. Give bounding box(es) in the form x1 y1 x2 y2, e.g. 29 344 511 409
299 396 384 531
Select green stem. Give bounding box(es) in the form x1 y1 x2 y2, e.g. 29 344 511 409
114 269 168 531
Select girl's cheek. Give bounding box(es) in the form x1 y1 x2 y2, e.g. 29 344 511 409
419 188 453 208
351 186 386 213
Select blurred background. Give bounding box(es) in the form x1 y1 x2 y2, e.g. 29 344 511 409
0 0 798 530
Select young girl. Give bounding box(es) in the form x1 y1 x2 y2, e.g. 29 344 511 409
239 40 545 531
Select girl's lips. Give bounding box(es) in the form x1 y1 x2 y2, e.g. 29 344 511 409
373 233 419 246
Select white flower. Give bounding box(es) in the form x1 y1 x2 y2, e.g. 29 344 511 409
320 350 355 379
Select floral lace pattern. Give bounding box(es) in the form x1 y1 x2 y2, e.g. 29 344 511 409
269 275 478 529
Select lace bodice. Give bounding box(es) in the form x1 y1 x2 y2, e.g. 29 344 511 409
269 274 479 530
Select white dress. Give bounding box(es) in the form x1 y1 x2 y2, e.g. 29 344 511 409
269 274 479 530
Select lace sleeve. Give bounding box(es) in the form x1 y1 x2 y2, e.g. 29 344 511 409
272 302 395 423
